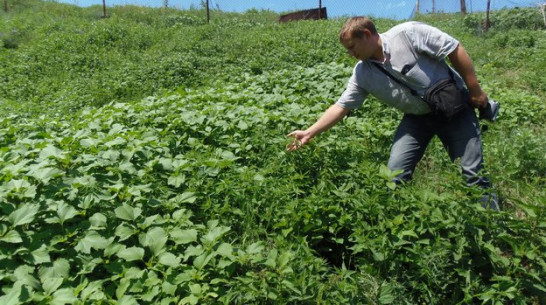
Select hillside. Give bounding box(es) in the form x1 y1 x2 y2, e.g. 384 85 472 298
0 1 545 304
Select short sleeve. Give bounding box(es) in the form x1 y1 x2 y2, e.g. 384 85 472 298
408 22 459 60
336 65 368 109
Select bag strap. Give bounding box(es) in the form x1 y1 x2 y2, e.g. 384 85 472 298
372 62 422 99
371 62 457 99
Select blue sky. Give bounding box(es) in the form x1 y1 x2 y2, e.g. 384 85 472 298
58 0 540 20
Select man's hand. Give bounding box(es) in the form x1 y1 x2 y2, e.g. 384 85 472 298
285 104 350 152
286 130 312 151
468 87 488 109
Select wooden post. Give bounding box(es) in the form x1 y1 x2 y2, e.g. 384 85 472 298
102 0 106 18
319 0 322 19
415 0 419 15
485 0 491 31
432 0 435 13
206 0 210 23
3 0 7 13
460 0 467 14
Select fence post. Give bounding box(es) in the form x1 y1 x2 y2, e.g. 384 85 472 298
319 0 322 19
460 0 467 14
485 0 491 31
102 0 107 18
206 0 210 23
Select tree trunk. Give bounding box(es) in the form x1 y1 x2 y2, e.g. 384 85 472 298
206 0 210 23
460 0 467 14
485 0 491 31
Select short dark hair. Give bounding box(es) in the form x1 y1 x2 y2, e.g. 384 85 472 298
339 17 378 42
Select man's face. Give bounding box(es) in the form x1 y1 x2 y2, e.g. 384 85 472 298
341 31 374 61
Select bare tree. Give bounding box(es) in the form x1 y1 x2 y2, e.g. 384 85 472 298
460 0 467 14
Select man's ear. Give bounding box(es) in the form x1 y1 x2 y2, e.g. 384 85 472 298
362 29 373 38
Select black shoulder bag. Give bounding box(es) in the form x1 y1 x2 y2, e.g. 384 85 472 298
372 62 470 120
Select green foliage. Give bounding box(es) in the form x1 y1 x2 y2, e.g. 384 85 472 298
0 2 545 305
462 7 545 32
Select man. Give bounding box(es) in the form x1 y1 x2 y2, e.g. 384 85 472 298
286 17 499 209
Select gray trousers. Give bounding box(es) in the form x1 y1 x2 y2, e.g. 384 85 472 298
387 107 490 188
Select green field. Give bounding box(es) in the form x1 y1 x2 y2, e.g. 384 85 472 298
1 1 545 304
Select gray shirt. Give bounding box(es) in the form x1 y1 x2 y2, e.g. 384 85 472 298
336 21 464 115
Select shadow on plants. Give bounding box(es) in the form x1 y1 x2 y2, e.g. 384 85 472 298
308 228 357 270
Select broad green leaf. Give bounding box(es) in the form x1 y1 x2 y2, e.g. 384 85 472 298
118 295 138 305
115 204 141 221
115 223 135 241
89 213 107 229
264 249 277 268
162 282 177 296
116 278 131 300
174 192 197 204
57 202 79 224
0 230 23 243
31 245 51 264
215 243 234 259
43 278 64 295
158 252 181 268
245 242 264 254
14 265 41 290
39 144 64 160
7 179 31 190
0 281 23 305
119 162 136 174
143 227 168 255
79 138 98 148
104 242 123 258
29 167 64 183
159 158 173 171
379 283 396 304
75 231 111 254
201 226 230 245
189 283 202 295
181 295 199 305
80 280 105 300
104 137 126 147
9 204 39 226
51 288 77 305
237 120 248 130
168 174 185 188
170 228 198 245
117 246 145 261
39 259 70 282
193 253 213 270
219 150 237 161
183 245 204 261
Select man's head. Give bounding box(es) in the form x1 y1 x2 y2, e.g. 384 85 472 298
339 17 381 61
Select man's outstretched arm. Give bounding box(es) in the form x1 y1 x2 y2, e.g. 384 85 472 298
286 104 350 151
